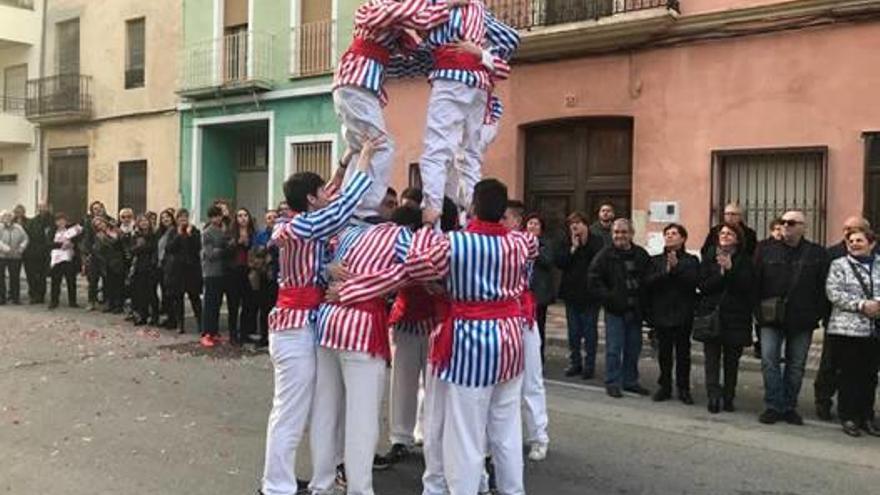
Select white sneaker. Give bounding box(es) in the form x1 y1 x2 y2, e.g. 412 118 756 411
528 443 548 462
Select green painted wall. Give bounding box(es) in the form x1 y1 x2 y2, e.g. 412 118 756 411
200 126 237 215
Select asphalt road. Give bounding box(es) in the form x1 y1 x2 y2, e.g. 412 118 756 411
0 303 878 495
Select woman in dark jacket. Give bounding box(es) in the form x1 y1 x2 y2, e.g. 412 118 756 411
229 207 256 346
699 222 756 414
525 213 555 363
645 223 699 404
164 209 203 334
130 215 159 325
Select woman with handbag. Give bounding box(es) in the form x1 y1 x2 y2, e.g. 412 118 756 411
824 229 880 437
698 223 756 414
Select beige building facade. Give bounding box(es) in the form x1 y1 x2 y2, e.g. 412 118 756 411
28 0 180 218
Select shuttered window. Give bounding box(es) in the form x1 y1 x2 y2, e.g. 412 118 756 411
56 18 80 75
291 141 333 179
125 18 145 89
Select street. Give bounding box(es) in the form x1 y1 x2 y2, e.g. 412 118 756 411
1 304 878 495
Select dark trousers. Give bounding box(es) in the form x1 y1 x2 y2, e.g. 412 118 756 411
131 270 159 321
704 342 743 400
565 302 600 371
0 258 22 303
829 335 880 423
168 287 203 333
814 336 838 409
226 268 254 344
536 304 548 363
256 282 277 345
203 275 228 337
104 269 125 310
87 261 103 303
50 261 77 306
25 257 48 303
656 326 692 392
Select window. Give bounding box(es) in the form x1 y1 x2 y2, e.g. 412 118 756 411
118 160 147 214
238 126 269 171
291 141 333 178
56 18 80 75
291 0 334 77
863 133 880 229
125 18 145 89
0 174 18 184
3 64 26 114
711 147 828 243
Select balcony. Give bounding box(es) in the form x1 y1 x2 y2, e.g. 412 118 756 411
290 19 336 79
25 74 93 125
0 96 32 146
0 0 39 46
179 30 275 99
487 0 680 60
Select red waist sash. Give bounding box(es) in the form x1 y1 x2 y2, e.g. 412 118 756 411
347 37 391 66
430 299 521 371
277 286 324 310
433 46 485 72
389 285 446 325
335 297 391 360
519 290 536 327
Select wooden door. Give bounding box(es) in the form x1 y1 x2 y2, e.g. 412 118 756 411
525 118 632 240
49 149 88 219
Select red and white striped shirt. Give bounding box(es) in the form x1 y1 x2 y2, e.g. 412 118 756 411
334 0 452 106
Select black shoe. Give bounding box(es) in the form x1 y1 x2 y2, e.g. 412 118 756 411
624 385 650 396
581 369 595 380
759 409 781 424
69 303 80 309
783 410 804 426
861 419 880 437
606 386 623 398
335 463 347 487
564 365 583 377
708 398 721 414
134 318 148 326
843 420 862 437
652 388 672 402
816 402 833 422
161 320 178 330
48 301 59 310
722 397 735 412
385 443 409 463
679 389 695 405
372 454 392 471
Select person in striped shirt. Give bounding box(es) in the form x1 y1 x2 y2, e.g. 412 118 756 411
308 204 423 495
258 138 378 495
334 179 537 495
417 1 519 220
334 0 469 223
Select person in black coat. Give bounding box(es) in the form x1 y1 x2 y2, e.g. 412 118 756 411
699 222 756 414
555 211 604 378
645 223 699 404
22 204 53 304
700 203 758 260
130 215 159 325
525 213 556 363
163 209 203 334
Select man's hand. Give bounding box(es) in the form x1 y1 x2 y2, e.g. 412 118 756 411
423 208 441 226
325 282 342 304
327 261 354 282
863 300 880 318
451 40 482 57
340 146 355 168
355 134 387 173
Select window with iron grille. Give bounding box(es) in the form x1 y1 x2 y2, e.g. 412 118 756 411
711 147 828 243
125 18 145 89
863 133 880 229
291 141 333 178
238 127 269 171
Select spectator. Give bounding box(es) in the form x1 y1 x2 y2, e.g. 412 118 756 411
94 218 126 314
755 210 829 425
555 211 604 379
588 218 651 398
253 209 278 347
0 210 29 305
701 203 758 259
117 208 136 319
752 217 784 358
213 199 233 230
824 229 880 437
524 212 555 362
82 201 113 311
201 206 232 347
23 204 53 305
590 203 615 247
277 200 290 218
156 209 177 327
146 211 158 233
130 214 159 326
645 223 699 404
400 187 423 209
229 207 257 346
164 209 203 334
49 213 82 309
12 204 26 226
815 216 873 421
699 223 756 414
378 187 399 220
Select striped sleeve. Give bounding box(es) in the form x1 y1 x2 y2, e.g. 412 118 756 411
404 228 451 282
357 0 441 30
285 171 373 241
404 0 452 30
339 263 410 305
484 11 520 62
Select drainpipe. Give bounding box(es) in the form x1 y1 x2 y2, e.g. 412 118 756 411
36 0 48 208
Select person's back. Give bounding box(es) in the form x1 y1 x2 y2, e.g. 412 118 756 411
755 236 829 332
201 224 229 279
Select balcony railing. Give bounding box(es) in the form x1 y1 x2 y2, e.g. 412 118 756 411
1 95 25 115
25 74 92 124
0 0 35 10
290 19 336 78
487 0 679 30
179 30 275 97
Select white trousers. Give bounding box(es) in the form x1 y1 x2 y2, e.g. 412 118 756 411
421 365 448 495
309 347 387 495
444 376 525 495
334 86 395 219
419 80 489 212
522 323 549 446
389 330 428 446
454 121 499 210
261 328 316 495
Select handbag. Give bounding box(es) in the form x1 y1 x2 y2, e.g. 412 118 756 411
758 248 807 326
692 305 721 343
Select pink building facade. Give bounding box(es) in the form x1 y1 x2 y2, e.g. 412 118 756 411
383 0 880 249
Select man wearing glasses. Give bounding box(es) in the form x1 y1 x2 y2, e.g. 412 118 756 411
754 211 830 425
701 202 758 259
